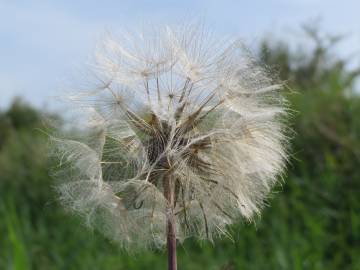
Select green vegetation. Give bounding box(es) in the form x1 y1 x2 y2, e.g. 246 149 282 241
1 29 359 269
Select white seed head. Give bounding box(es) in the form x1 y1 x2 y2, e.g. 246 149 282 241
51 25 289 250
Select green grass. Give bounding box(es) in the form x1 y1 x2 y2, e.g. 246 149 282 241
1 169 359 270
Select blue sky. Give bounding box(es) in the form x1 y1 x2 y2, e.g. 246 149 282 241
1 0 359 109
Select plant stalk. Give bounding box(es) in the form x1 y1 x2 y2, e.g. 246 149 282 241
164 175 177 270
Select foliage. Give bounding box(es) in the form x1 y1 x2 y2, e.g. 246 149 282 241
0 28 360 269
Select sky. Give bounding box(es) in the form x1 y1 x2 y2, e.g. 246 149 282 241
1 0 359 109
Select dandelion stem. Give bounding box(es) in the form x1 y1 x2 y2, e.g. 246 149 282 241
164 174 177 270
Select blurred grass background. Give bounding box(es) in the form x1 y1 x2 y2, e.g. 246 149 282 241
0 28 359 270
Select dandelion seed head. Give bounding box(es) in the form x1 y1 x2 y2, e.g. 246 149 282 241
51 24 289 250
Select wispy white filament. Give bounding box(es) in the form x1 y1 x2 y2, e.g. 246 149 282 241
51 25 288 250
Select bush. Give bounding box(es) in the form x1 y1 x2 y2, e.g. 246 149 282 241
0 28 359 269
